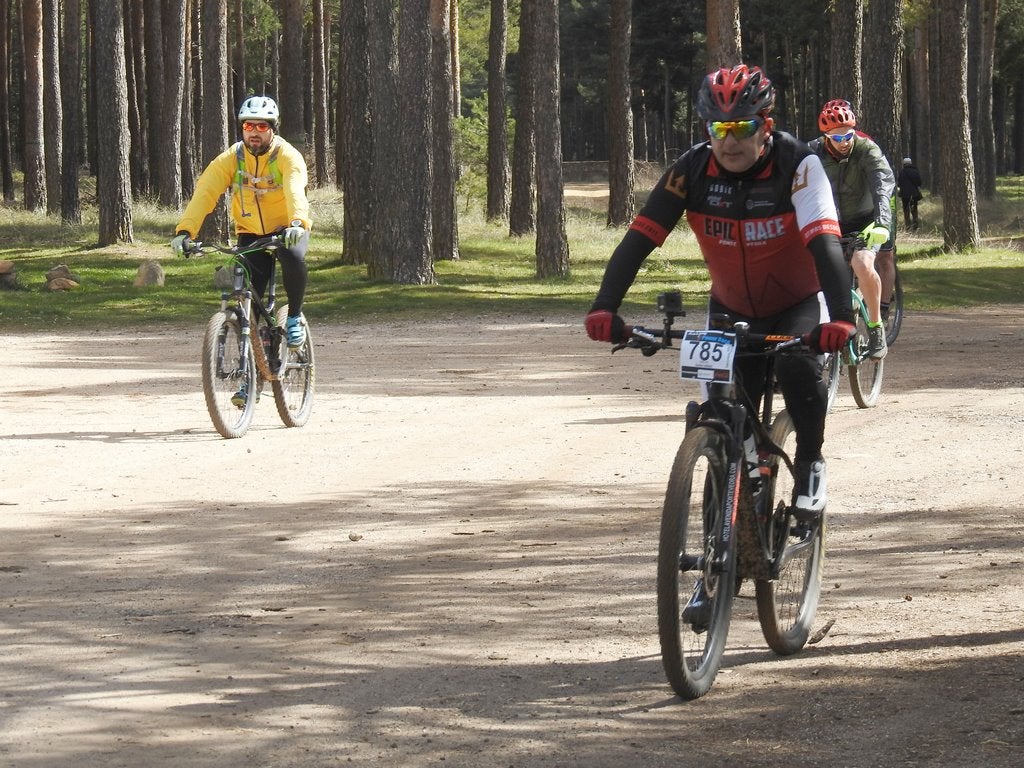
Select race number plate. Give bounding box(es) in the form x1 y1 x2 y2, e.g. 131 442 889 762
679 330 737 383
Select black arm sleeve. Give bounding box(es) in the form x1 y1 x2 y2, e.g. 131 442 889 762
589 228 659 313
809 233 854 324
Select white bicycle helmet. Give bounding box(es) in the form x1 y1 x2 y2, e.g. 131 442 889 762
238 96 279 127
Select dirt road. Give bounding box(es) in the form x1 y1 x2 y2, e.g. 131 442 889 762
2 308 1023 767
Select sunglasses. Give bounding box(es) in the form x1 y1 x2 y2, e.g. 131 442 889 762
706 118 763 141
827 130 856 143
242 121 272 132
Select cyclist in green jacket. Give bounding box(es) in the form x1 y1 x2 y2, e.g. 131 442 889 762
807 100 895 359
170 96 311 349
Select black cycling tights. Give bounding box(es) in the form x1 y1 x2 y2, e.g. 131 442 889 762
708 295 827 464
236 231 308 317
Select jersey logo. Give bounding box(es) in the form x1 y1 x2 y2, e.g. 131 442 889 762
664 170 686 199
743 216 787 243
702 216 736 242
791 165 809 195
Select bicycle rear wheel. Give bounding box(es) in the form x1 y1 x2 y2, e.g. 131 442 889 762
755 410 825 655
822 352 841 413
201 310 257 439
272 305 315 427
657 425 736 700
884 264 904 346
848 313 884 408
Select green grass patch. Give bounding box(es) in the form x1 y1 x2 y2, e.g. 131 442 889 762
1 179 1023 331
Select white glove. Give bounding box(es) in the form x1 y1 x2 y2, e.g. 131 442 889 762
170 233 190 256
283 225 305 249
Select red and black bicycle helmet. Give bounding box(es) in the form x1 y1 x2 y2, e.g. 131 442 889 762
818 101 857 132
696 65 776 121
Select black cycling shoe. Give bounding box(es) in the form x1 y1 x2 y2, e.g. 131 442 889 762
681 579 712 633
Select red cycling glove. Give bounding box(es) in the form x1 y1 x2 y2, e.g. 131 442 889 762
806 320 855 353
585 310 628 343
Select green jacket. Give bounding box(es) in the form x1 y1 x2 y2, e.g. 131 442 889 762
807 135 894 232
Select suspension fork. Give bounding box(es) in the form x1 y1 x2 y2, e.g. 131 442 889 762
233 290 255 364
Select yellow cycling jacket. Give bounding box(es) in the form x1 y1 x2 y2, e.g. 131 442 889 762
175 135 311 238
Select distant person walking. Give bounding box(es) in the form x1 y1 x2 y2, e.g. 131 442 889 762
897 157 923 231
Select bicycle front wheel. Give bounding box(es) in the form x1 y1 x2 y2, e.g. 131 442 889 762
201 310 257 439
657 425 736 700
884 264 904 346
755 410 825 655
272 306 315 427
848 313 884 408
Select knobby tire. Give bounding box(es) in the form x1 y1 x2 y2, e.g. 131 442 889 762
848 312 884 408
754 410 825 655
201 310 257 439
657 425 736 700
884 265 904 346
272 305 316 428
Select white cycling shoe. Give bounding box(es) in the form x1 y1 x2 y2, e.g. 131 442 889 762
793 459 827 520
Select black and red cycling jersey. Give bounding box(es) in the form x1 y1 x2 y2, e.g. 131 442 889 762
592 131 852 324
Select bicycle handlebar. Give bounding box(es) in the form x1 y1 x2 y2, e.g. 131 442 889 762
616 323 810 357
182 233 283 259
608 291 815 357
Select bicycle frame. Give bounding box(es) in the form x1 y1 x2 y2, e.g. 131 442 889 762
843 289 870 364
689 356 796 581
220 247 285 381
632 315 801 579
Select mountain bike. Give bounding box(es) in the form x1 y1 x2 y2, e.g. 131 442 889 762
616 291 825 700
184 234 315 439
822 236 896 410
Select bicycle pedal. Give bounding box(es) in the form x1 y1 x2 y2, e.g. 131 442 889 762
789 518 818 539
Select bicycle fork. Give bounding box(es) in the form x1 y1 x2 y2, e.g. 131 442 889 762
680 400 746 632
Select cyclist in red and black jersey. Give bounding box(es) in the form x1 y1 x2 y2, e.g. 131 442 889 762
585 65 854 517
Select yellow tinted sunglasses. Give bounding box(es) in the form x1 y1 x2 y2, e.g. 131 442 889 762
706 118 763 140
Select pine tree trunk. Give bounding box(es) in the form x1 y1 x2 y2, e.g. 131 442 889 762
367 0 401 279
485 0 509 223
975 0 998 198
159 0 186 209
198 0 230 244
829 0 862 108
59 0 82 223
280 0 306 147
533 0 568 278
93 0 134 245
0 3 13 201
861 0 903 166
937 0 980 251
430 0 459 261
22 0 47 212
705 0 741 69
312 0 330 187
607 0 634 227
393 0 435 284
338 0 373 266
144 0 162 192
42 0 62 215
509 0 536 237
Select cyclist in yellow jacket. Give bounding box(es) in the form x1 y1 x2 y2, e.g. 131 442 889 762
171 96 311 348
